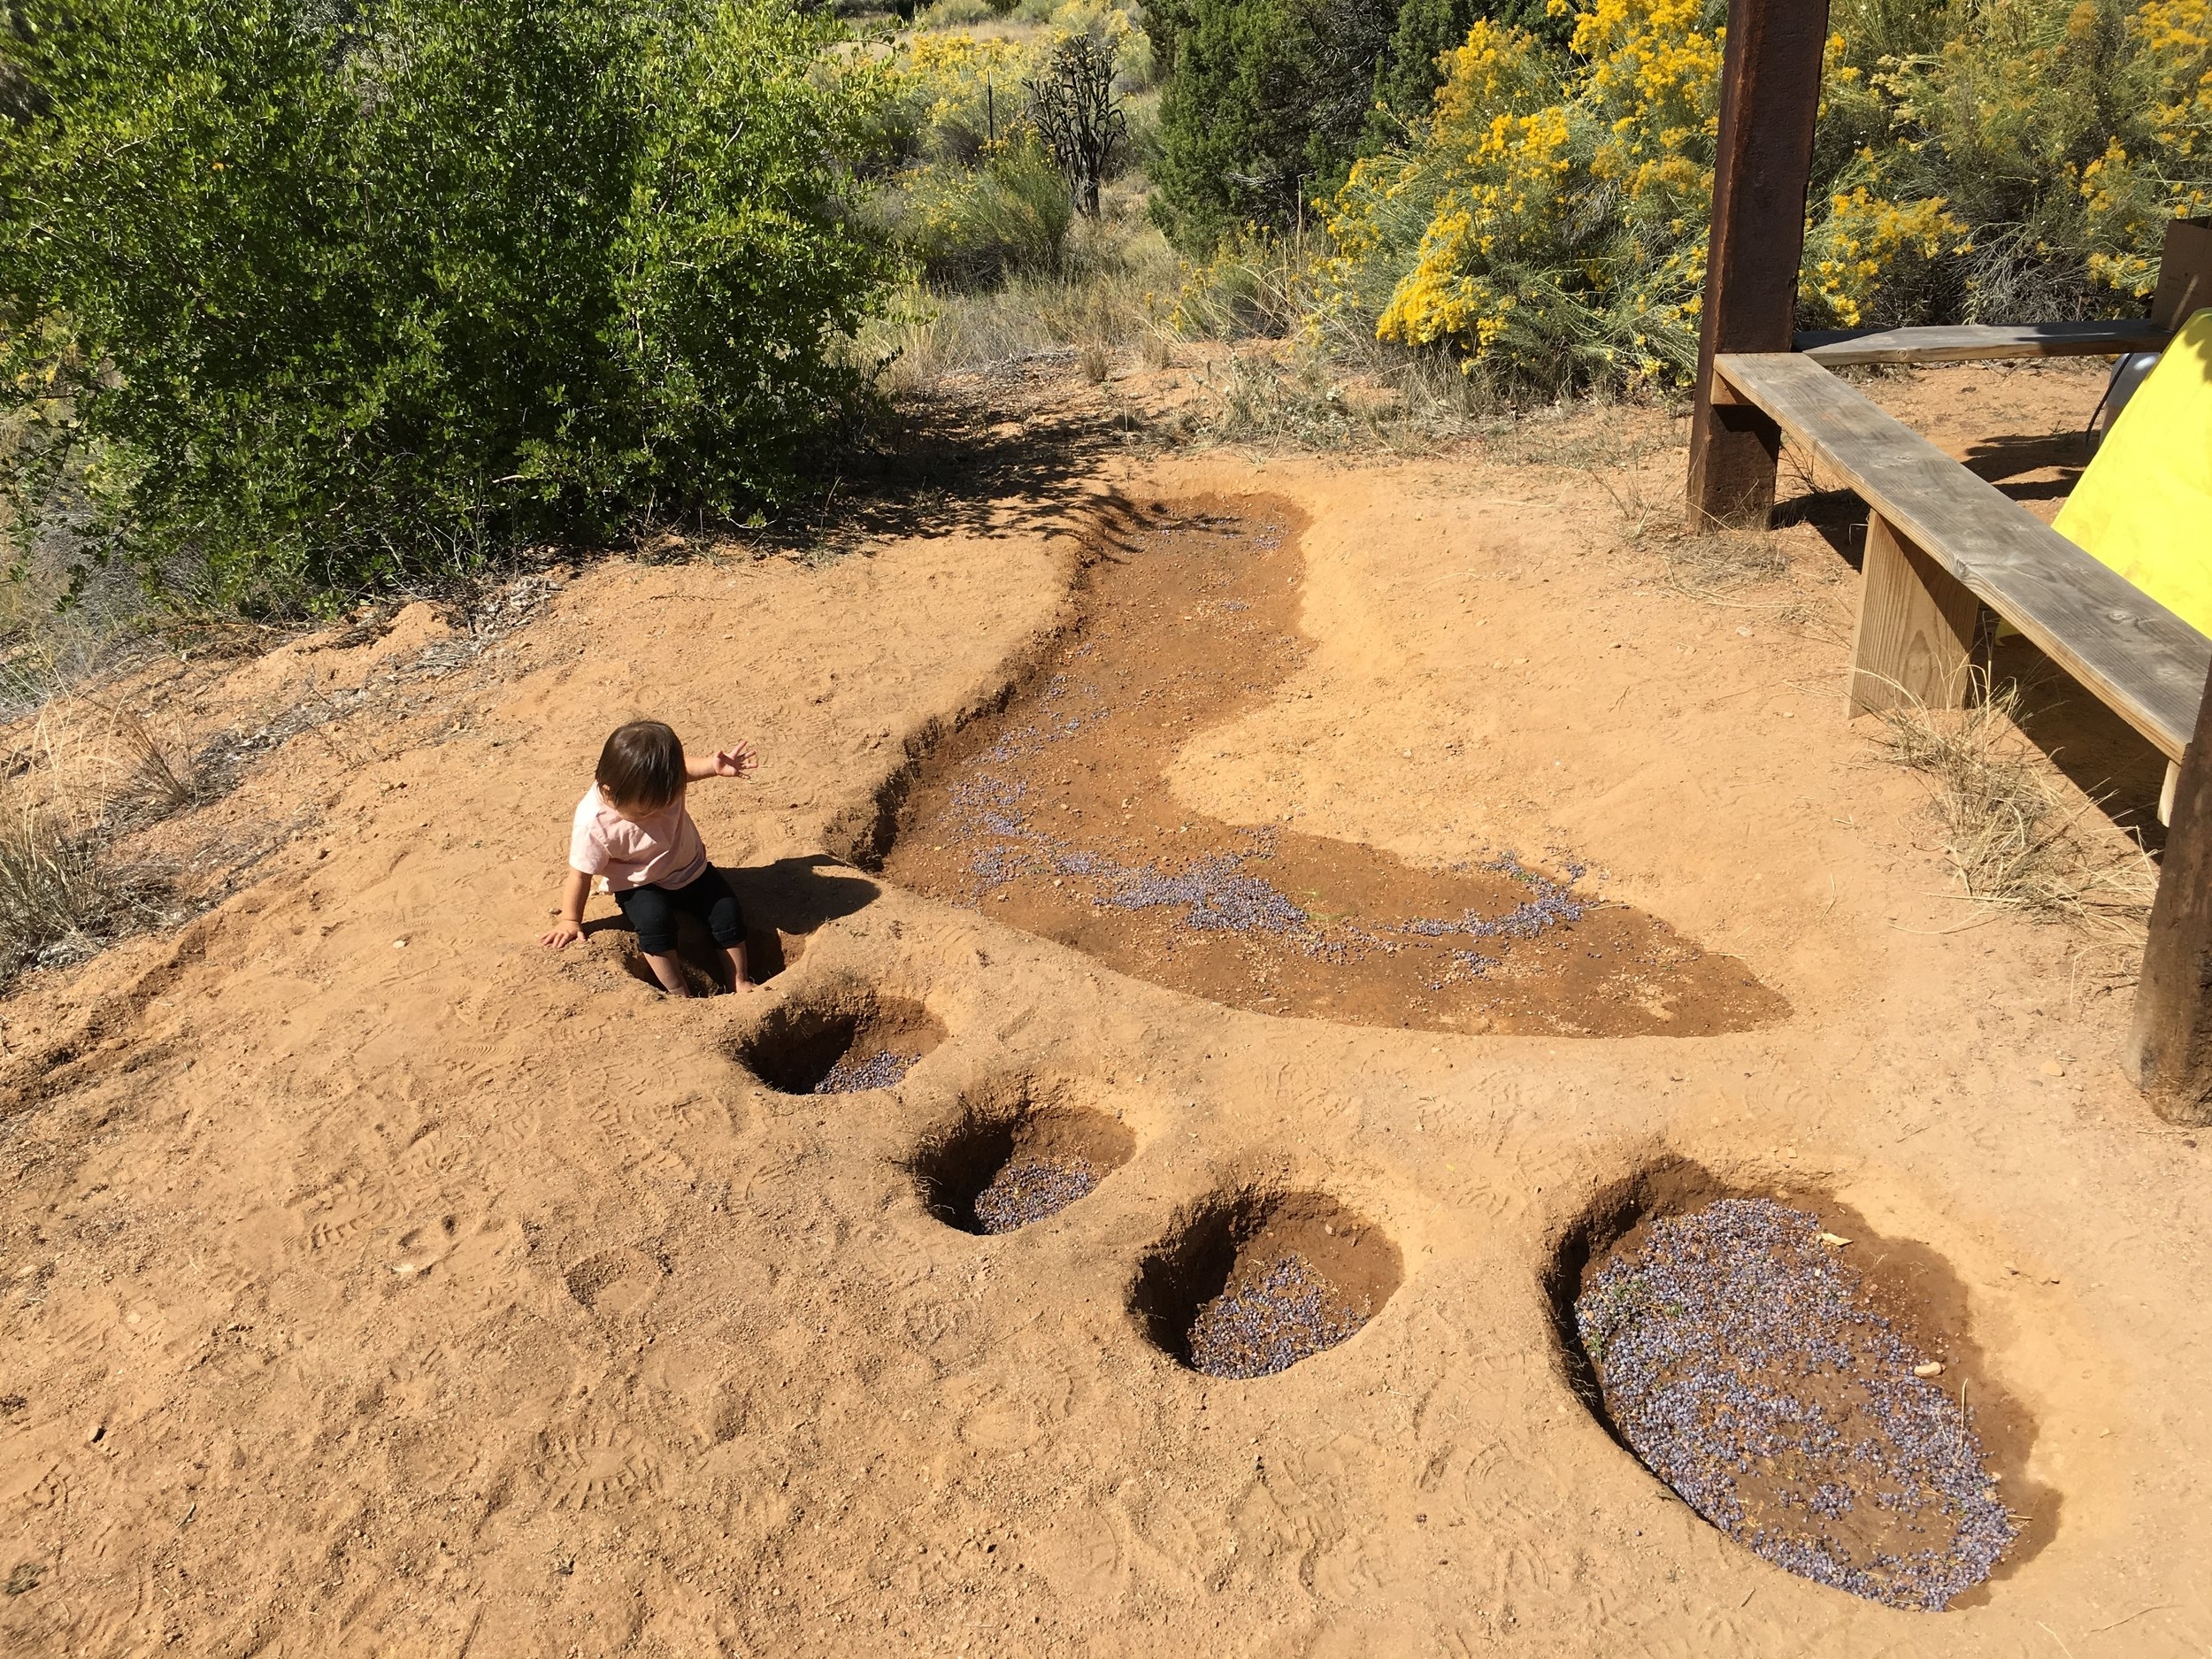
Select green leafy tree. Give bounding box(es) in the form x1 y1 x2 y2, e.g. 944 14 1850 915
1152 0 1402 246
0 0 895 612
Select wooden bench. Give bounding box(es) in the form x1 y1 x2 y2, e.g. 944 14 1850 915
1684 0 2212 1114
1710 349 2212 765
1708 329 2212 1120
1792 318 2171 367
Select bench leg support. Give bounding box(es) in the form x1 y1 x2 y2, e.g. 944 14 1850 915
1688 395 1785 528
1848 512 1985 718
2128 661 2212 1123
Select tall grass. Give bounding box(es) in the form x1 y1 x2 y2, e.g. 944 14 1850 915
866 189 1178 384
1874 672 2159 941
0 703 179 979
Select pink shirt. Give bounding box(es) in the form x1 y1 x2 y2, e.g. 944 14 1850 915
568 785 709 892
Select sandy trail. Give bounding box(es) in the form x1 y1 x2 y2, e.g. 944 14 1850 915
0 365 2206 1656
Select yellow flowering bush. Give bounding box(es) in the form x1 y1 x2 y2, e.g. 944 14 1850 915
1320 0 1770 391
887 34 1033 163
1869 0 2209 315
1314 0 2212 395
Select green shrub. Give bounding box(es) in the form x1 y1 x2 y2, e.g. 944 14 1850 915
879 135 1078 283
0 0 896 613
1369 0 1572 140
1150 0 1402 246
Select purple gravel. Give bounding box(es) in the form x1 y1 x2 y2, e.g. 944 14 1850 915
1187 1252 1369 1379
1081 850 1308 933
813 1047 919 1094
1404 859 1586 942
1575 1199 2016 1610
972 1153 1102 1233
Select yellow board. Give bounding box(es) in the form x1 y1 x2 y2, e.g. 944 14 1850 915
2055 307 2212 637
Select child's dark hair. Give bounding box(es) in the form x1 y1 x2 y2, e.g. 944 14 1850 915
596 720 685 810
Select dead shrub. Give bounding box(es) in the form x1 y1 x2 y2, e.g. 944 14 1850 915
1873 672 2157 941
112 710 204 818
0 798 171 979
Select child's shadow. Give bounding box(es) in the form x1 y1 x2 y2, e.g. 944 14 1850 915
585 856 882 995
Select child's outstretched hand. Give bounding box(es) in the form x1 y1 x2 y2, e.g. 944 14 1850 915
710 741 758 779
541 918 583 949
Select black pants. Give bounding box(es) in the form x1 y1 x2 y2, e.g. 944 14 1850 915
614 865 746 957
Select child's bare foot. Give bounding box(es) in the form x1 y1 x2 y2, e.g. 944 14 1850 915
723 944 756 992
641 952 693 996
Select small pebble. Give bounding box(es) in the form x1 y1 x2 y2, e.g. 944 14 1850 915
972 1155 1101 1233
1188 1252 1369 1379
814 1048 919 1094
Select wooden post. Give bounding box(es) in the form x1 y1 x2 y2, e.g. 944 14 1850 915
2150 216 2212 330
1686 0 1832 528
2129 657 2212 1123
1847 512 1985 716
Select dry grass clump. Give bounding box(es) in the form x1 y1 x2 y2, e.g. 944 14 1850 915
0 799 171 980
1656 526 1792 594
1874 672 2157 941
865 196 1176 390
1171 347 1494 453
0 703 181 980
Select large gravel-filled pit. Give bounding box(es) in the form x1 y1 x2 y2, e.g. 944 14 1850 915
733 987 946 1095
1132 1189 1401 1379
1552 1165 2046 1610
875 497 1783 1037
912 1083 1137 1234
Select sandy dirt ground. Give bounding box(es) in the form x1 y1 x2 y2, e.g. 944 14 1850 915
2 360 2208 1656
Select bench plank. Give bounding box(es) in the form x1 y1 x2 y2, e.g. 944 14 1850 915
1795 319 2170 365
1716 349 2210 758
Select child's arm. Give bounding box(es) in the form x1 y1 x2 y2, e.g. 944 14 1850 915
687 740 758 781
541 868 593 949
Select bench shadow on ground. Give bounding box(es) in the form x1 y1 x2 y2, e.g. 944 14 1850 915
580 856 882 990
1772 459 2167 853
1959 431 2089 502
1990 637 2170 854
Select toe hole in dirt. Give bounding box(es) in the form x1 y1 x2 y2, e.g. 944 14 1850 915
733 985 946 1095
563 1247 665 1315
1547 1159 2054 1611
590 916 748 995
911 1079 1137 1234
1132 1189 1400 1378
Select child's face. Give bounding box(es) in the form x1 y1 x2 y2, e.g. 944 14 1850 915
604 783 683 825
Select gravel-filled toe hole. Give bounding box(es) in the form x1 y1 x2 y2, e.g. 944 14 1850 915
914 1089 1135 1234
734 987 945 1095
1132 1189 1400 1378
1549 1162 2046 1611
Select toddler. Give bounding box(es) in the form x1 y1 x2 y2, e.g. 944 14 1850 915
541 719 759 995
